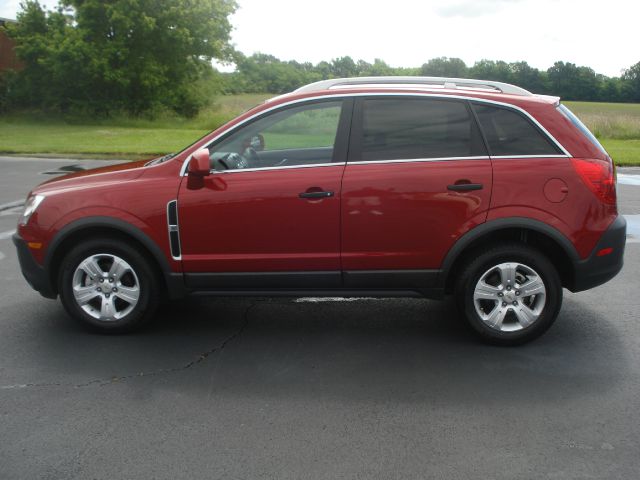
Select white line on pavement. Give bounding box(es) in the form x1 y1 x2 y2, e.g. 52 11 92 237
618 174 640 186
0 230 16 240
294 297 382 303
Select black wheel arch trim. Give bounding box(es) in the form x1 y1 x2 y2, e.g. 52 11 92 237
44 216 187 299
438 216 580 287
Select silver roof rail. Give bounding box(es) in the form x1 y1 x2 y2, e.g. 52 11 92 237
295 76 533 96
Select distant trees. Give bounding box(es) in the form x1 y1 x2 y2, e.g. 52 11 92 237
622 61 640 102
1 1 639 117
2 0 236 115
223 54 640 103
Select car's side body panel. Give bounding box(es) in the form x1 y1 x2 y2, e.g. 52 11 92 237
341 159 493 270
177 164 345 274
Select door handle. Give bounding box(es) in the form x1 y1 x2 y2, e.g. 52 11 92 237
447 183 483 192
299 190 334 199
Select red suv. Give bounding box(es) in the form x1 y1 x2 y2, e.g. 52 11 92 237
13 76 626 344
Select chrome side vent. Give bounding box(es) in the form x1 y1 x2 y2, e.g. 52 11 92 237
166 200 181 260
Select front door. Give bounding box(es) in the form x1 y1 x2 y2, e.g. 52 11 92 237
178 98 352 289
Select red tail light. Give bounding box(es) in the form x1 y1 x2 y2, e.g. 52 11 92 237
571 157 617 205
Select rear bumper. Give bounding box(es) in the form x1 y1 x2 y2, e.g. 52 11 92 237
570 215 626 292
12 233 57 299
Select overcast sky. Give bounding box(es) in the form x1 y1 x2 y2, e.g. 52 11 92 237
1 0 637 77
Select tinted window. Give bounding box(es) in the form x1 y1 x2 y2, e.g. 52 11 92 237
356 98 484 161
557 103 607 156
473 103 562 156
209 101 342 170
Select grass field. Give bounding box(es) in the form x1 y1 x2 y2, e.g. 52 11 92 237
0 95 639 164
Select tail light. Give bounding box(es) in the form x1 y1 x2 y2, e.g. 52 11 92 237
571 157 617 205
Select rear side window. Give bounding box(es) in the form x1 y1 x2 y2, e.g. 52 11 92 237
354 98 486 161
472 103 562 156
557 103 607 156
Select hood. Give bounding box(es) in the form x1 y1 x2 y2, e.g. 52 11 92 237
33 159 150 195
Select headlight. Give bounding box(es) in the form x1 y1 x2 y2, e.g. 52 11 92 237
19 194 45 226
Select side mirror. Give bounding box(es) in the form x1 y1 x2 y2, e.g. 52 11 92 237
188 149 211 177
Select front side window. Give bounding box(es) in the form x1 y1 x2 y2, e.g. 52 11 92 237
354 97 485 162
472 103 563 156
208 101 343 170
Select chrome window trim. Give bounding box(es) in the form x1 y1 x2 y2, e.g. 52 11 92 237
209 162 344 175
347 156 491 166
179 92 572 176
490 154 569 159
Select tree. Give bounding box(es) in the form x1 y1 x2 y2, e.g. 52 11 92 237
420 57 467 77
6 0 237 115
622 61 640 102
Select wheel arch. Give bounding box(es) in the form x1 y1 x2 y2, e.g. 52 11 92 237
45 217 186 299
441 217 580 293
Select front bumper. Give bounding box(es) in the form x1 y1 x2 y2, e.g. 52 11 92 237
12 233 57 299
571 215 627 292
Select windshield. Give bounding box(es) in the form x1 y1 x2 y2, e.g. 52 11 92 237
557 104 608 156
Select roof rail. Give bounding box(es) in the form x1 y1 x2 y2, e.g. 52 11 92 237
295 76 532 97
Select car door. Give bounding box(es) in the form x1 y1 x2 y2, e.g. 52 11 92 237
341 95 493 289
178 98 352 289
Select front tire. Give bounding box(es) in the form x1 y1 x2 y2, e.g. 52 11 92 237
58 238 160 333
455 244 562 346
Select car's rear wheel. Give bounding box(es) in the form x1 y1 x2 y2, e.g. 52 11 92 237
455 244 562 345
58 238 160 333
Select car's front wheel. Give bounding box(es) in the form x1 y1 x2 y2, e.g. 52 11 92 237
456 244 562 345
58 238 160 333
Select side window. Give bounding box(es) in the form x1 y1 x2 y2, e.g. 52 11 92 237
354 98 484 162
472 103 562 156
209 101 343 170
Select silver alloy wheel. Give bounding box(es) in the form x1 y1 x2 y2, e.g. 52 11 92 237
71 253 140 322
473 262 546 332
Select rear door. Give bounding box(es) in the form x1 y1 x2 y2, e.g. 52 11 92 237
341 95 492 289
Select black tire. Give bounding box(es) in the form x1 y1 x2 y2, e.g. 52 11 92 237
58 238 161 333
455 243 562 346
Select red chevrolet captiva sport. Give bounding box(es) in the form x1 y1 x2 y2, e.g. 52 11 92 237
13 76 626 345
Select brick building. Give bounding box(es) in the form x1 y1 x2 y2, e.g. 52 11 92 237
0 17 22 73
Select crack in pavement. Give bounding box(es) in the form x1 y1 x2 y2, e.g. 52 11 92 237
0 300 262 391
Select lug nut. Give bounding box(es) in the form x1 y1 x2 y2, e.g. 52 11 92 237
112 288 117 292
506 285 511 291
99 278 104 283
508 308 513 312
515 290 520 296
109 278 113 283
502 302 507 307
105 293 110 298
498 292 503 297
97 287 102 292
513 301 518 306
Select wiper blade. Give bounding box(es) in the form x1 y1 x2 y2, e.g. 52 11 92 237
147 153 175 166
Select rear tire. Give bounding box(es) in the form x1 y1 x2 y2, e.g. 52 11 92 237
58 238 160 333
455 243 562 346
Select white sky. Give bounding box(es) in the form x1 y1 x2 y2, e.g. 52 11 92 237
1 0 638 77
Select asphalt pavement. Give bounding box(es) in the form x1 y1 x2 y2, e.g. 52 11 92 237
0 156 639 479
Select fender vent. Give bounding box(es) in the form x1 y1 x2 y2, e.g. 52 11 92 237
166 200 181 260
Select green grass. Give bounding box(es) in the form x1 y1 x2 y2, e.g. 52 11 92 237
0 94 638 164
599 139 640 165
564 101 640 141
0 94 271 157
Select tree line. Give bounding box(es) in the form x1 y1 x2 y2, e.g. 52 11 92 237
226 54 640 104
1 1 639 118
